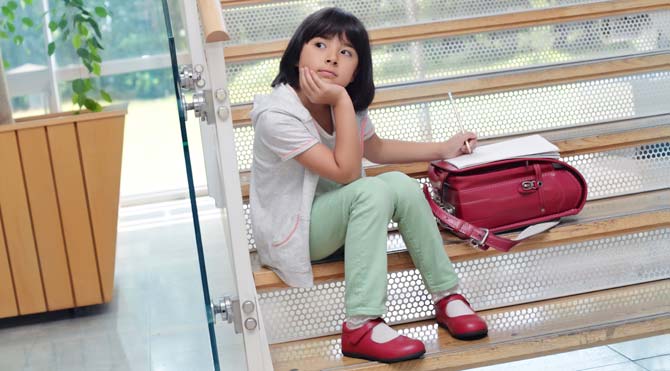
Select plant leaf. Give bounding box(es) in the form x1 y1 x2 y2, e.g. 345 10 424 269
86 18 101 39
73 33 81 49
1 7 10 17
72 79 86 94
76 47 89 59
23 0 33 5
77 22 87 36
100 89 111 103
91 37 103 49
7 1 18 11
48 20 57 32
13 35 23 45
2 58 8 69
47 41 55 55
71 92 79 105
0 31 7 39
21 17 33 28
83 98 102 112
94 6 107 18
7 22 15 33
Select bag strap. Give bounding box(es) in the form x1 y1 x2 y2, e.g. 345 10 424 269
422 185 558 252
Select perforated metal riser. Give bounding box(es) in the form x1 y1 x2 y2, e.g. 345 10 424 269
271 281 670 363
222 0 611 47
260 228 670 343
243 141 670 250
225 11 670 105
234 71 670 172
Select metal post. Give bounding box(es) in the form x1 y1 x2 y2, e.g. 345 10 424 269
180 1 274 370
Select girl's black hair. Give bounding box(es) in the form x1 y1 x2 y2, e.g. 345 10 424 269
271 7 375 112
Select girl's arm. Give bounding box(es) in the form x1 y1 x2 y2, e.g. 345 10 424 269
294 68 362 183
364 132 477 164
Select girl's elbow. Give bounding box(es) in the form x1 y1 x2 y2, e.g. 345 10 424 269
338 167 361 184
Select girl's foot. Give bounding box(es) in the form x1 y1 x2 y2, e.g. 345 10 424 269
435 294 488 340
341 318 425 363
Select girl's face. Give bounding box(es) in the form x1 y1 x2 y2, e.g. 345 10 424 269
298 35 359 88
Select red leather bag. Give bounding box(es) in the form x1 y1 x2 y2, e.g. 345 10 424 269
424 158 587 252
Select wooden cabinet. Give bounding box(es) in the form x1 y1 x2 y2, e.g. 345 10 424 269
0 108 125 317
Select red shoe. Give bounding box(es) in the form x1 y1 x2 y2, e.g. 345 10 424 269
435 294 488 340
341 318 426 363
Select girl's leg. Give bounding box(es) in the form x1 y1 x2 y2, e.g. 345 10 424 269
376 171 460 293
376 172 488 340
311 177 428 362
310 177 395 317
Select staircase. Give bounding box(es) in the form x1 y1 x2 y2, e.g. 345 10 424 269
183 0 670 369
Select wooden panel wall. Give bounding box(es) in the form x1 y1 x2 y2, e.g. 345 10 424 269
0 132 47 315
78 118 125 303
18 128 74 310
0 113 124 318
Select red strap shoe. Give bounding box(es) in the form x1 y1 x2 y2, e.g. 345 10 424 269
435 294 488 340
341 318 426 363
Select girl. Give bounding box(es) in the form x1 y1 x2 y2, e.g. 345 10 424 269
250 7 487 363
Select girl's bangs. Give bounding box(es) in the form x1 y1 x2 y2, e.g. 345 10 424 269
307 20 363 49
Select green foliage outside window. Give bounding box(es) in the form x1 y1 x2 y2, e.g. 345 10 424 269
0 0 111 112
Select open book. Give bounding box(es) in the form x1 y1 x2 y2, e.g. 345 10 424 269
445 134 559 169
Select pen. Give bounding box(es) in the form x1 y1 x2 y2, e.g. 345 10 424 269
448 91 472 154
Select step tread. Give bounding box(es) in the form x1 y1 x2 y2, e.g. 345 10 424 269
239 115 670 198
269 279 670 371
231 53 670 125
222 0 669 60
252 189 670 289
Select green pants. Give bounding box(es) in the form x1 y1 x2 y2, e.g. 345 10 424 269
309 171 459 317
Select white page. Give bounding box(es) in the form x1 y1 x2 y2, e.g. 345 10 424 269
446 134 560 169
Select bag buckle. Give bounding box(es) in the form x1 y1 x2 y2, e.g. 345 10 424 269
521 180 543 190
469 228 490 250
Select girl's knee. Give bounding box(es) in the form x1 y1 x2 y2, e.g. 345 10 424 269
381 171 422 197
350 177 394 207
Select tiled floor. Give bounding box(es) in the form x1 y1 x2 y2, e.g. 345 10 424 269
0 197 667 371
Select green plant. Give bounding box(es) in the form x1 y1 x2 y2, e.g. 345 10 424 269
0 0 111 112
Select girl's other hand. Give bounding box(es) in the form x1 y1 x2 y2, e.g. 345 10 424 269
441 132 478 159
299 66 349 106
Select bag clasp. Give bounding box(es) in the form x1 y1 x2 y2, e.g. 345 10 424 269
521 180 543 190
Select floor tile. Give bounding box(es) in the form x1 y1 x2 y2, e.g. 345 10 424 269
150 328 214 371
465 346 629 371
579 361 648 371
635 354 670 371
0 344 29 370
608 334 670 360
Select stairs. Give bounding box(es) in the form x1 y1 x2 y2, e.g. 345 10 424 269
269 280 670 371
197 0 670 369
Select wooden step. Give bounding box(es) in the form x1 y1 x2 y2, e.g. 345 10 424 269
252 189 670 289
269 279 670 371
231 53 670 126
240 115 670 199
222 0 669 61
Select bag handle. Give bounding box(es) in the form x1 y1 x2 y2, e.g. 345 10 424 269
422 185 558 252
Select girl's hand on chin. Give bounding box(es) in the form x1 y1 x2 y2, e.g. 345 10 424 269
299 66 349 106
